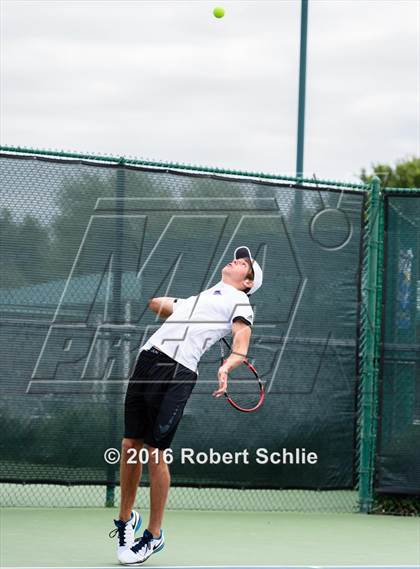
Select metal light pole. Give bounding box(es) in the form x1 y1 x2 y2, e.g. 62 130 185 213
296 0 309 179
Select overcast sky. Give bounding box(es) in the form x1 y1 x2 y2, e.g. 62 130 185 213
1 0 419 182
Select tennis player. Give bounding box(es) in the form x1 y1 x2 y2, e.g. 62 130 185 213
111 246 263 565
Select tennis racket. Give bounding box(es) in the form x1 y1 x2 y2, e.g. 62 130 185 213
219 337 265 412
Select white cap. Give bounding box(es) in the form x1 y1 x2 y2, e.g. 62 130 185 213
234 246 263 295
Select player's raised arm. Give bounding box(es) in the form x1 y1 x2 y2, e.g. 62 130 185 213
225 319 252 371
147 297 177 319
213 320 252 398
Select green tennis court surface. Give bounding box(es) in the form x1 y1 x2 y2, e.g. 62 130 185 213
1 509 419 567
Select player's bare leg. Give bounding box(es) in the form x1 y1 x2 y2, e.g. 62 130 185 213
110 438 143 559
147 447 170 537
119 437 143 521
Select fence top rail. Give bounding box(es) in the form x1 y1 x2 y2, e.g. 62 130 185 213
383 186 420 194
0 145 369 192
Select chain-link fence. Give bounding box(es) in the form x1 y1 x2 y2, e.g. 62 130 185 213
0 147 418 513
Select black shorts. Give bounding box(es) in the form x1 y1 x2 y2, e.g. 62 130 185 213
124 347 197 450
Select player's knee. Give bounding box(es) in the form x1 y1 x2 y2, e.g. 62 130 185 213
122 438 143 453
147 448 169 469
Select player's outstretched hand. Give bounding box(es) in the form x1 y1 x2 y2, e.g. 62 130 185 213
213 365 228 397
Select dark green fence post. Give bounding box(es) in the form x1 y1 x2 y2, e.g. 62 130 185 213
358 176 384 512
294 0 309 230
106 160 126 507
296 0 308 180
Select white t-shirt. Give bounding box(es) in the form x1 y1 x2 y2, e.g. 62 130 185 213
141 280 254 373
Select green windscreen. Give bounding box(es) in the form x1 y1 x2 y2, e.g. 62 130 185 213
376 194 420 494
0 153 365 504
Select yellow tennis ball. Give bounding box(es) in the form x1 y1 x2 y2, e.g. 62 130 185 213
213 7 225 18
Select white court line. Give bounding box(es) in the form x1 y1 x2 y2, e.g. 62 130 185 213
5 566 419 568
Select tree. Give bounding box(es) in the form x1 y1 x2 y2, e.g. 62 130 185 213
360 156 420 188
49 169 177 281
0 208 51 288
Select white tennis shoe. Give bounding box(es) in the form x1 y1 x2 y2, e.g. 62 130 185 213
109 511 142 556
118 528 165 565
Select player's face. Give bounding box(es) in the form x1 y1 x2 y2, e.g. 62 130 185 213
222 258 253 287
